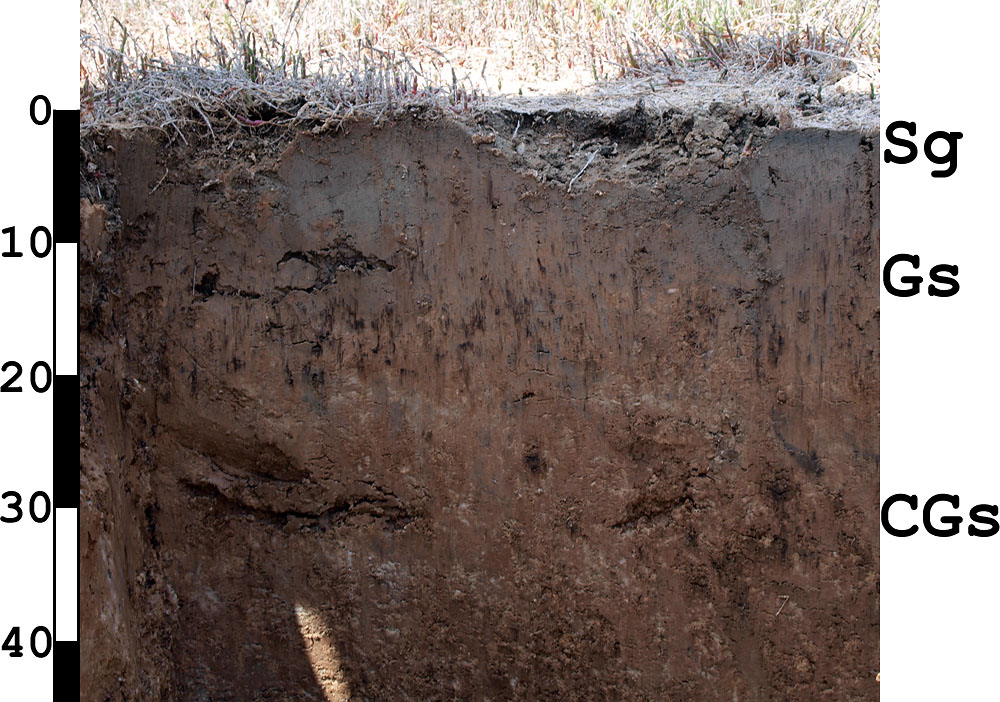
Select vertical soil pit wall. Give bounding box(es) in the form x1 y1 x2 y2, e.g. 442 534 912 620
79 110 879 701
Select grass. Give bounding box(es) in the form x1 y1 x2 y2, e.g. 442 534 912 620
80 0 878 135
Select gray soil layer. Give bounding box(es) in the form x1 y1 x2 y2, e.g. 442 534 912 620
79 108 879 701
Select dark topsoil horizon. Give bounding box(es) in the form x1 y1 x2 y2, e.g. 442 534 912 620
79 109 878 701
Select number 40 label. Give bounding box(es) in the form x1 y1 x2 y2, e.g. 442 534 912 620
2 626 51 658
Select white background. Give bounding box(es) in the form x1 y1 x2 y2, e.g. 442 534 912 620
881 0 1000 699
0 1 77 698
2 0 999 699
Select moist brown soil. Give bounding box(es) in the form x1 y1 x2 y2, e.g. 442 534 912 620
79 108 879 701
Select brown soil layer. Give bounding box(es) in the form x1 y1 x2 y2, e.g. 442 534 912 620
79 110 879 701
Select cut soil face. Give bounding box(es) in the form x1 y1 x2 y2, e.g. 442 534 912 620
79 109 879 701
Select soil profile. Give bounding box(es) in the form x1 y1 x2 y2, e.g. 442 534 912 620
79 103 879 701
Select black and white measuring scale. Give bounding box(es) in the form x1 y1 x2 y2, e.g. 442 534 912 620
0 96 80 699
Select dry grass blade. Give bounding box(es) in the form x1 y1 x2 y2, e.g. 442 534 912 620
80 0 879 134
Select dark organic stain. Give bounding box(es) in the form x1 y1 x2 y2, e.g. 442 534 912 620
195 271 219 297
303 363 325 389
144 504 160 551
181 479 417 532
765 471 795 503
276 245 395 295
770 407 823 476
524 445 546 474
